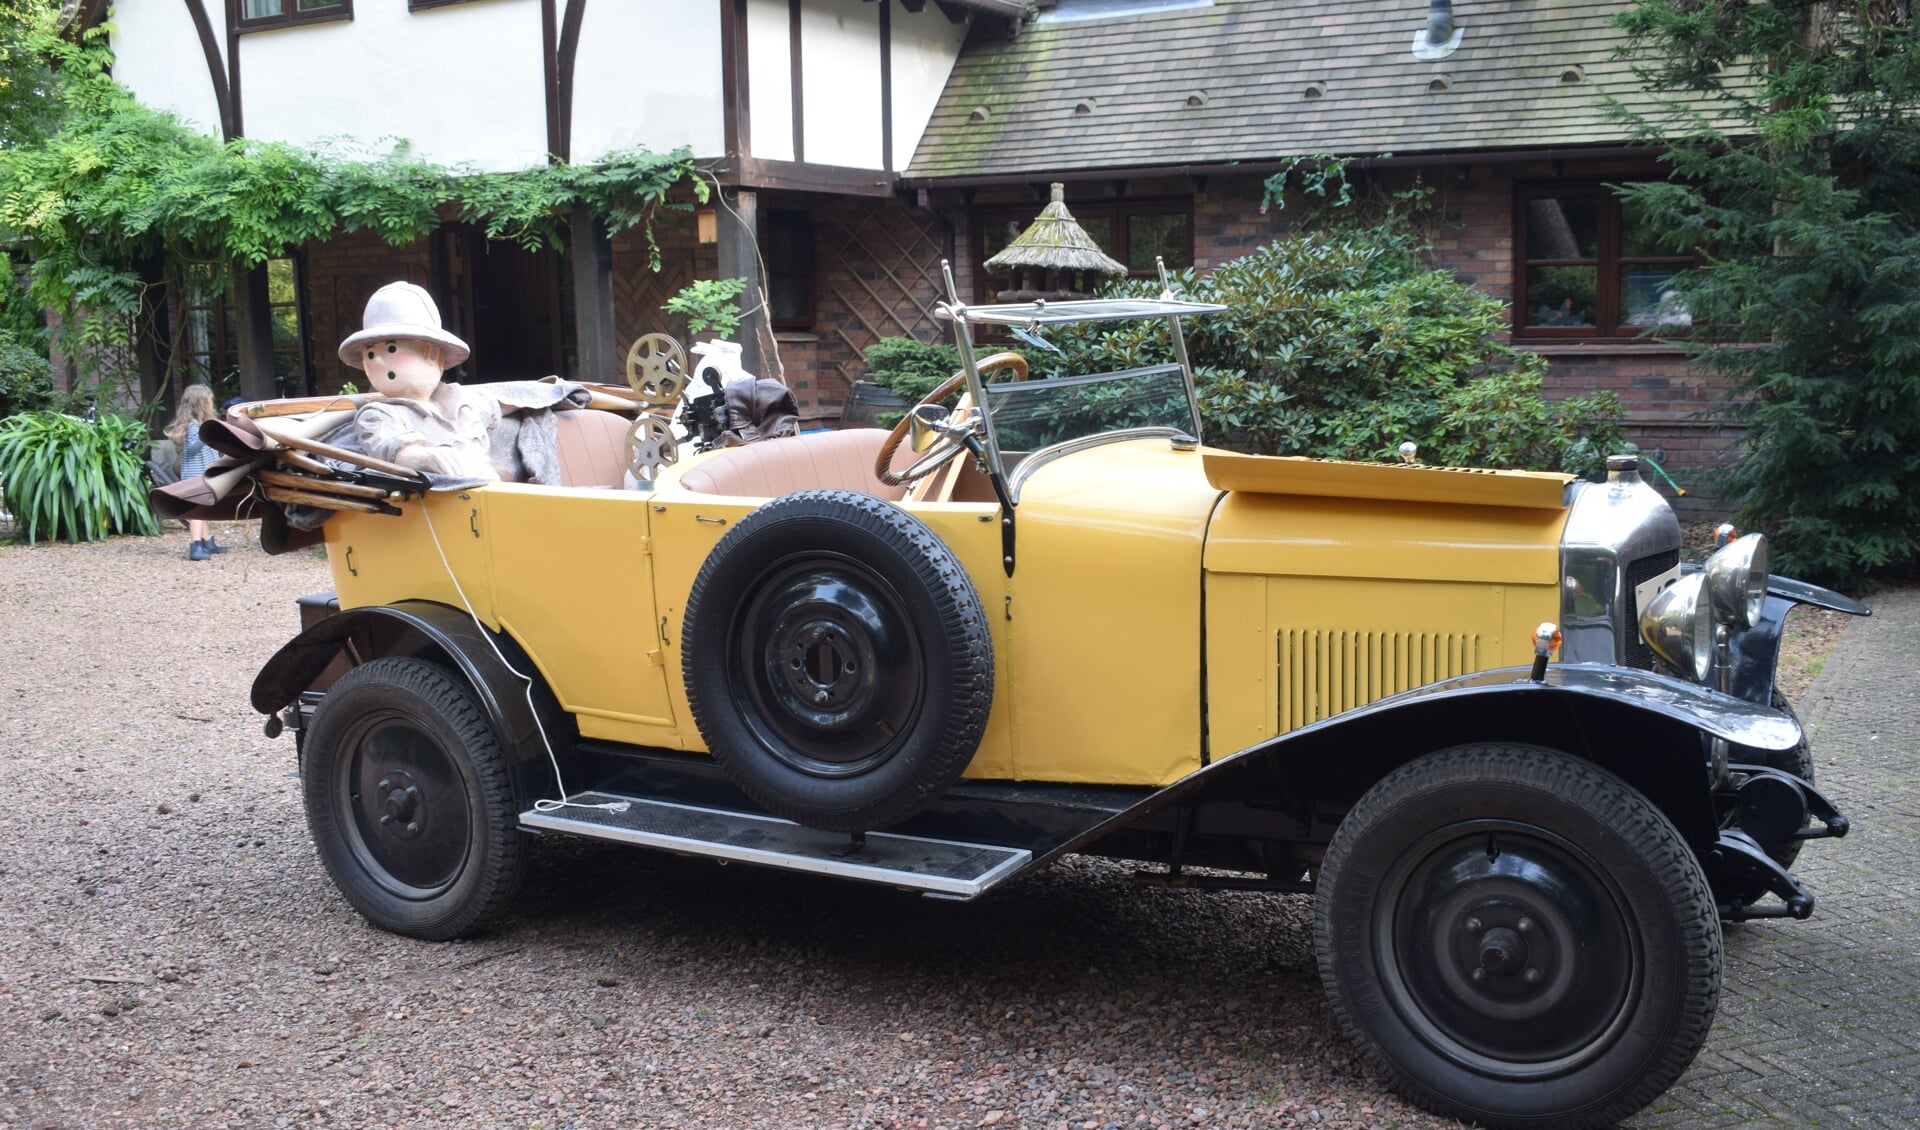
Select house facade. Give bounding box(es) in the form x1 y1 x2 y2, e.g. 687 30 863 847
99 0 1731 508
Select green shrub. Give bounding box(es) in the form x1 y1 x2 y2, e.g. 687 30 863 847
862 336 961 404
1032 234 1623 474
0 330 60 419
662 278 746 338
0 410 159 543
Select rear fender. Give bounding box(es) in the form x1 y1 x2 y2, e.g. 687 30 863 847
1050 664 1799 865
252 601 565 807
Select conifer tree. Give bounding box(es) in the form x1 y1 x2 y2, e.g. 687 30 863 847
1615 0 1920 586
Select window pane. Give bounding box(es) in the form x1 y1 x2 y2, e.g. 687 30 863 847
1127 213 1191 272
982 217 1025 262
243 0 284 17
764 212 813 325
267 258 296 304
1618 197 1677 258
1526 197 1599 260
1621 267 1691 327
1524 266 1597 327
1078 215 1113 252
271 307 300 352
295 0 343 10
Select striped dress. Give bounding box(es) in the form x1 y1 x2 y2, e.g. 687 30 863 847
178 421 216 479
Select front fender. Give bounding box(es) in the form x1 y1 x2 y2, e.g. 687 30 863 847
252 601 563 805
1045 663 1796 865
1726 576 1872 705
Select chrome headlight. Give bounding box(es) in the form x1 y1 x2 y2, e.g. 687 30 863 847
1640 572 1713 681
1704 532 1769 629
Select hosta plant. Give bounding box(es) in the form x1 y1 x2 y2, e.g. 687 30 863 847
0 410 160 543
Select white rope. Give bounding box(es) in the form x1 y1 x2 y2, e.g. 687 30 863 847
420 501 629 816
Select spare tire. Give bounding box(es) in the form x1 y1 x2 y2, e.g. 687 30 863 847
682 489 993 832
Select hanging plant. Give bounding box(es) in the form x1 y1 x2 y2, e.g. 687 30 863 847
0 411 160 543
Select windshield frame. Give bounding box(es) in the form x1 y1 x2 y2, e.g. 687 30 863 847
933 260 1224 491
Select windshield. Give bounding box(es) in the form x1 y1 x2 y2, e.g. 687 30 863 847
983 363 1197 455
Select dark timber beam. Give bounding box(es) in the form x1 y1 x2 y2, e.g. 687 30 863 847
715 188 765 378
570 203 619 382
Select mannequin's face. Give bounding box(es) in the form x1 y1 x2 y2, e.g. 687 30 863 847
363 339 442 401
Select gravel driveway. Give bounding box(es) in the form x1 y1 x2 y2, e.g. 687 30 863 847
0 529 1452 1130
2 529 1895 1130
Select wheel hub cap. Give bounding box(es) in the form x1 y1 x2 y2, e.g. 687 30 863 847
1382 823 1639 1076
737 560 926 777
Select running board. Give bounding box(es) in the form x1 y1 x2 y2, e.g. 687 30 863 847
518 792 1033 900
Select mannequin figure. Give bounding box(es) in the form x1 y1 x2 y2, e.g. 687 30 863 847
342 282 501 481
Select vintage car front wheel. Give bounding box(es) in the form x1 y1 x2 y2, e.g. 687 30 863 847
301 657 524 940
683 490 992 832
1313 744 1721 1130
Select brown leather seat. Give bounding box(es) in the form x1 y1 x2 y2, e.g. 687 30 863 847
552 409 634 489
675 428 908 501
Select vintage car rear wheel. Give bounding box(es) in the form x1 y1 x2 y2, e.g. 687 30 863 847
301 657 524 940
1314 744 1721 1130
683 489 992 832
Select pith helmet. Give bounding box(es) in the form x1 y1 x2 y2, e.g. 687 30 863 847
337 282 471 369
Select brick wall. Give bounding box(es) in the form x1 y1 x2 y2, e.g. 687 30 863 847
291 167 1743 514
302 230 432 396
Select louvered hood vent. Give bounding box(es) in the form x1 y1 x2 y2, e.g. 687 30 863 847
1279 629 1481 731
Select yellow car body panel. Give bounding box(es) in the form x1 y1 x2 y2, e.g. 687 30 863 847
315 434 1566 789
1004 438 1220 785
640 482 1020 780
1202 487 1564 751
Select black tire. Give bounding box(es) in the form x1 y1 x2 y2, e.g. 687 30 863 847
1764 690 1815 783
682 489 992 832
1740 690 1813 873
301 657 524 940
1313 745 1722 1130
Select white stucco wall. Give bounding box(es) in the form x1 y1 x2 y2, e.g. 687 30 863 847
570 0 724 162
107 0 227 138
799 0 881 169
745 0 794 162
889 6 969 170
236 0 548 172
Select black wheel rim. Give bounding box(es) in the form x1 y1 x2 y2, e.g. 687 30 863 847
730 553 925 777
333 710 472 897
1375 819 1640 1079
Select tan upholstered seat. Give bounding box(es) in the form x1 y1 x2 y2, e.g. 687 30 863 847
674 428 909 501
552 409 634 488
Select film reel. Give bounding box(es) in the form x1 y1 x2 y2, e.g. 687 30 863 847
624 333 689 406
626 414 680 481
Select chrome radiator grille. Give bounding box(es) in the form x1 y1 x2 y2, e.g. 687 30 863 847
1622 549 1680 670
1279 629 1482 731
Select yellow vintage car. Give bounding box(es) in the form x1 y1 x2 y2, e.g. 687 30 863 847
231 268 1864 1130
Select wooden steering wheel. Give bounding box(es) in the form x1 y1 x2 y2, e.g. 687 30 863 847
874 352 1028 487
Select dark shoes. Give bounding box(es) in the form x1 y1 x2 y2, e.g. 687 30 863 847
188 539 212 561
207 537 230 554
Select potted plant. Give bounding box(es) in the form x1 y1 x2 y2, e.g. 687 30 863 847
848 336 960 428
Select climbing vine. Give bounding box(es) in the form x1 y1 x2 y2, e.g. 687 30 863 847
0 19 704 390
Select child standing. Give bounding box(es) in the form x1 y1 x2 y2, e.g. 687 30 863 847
164 385 229 561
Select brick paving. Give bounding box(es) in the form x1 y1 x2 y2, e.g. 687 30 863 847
1632 588 1920 1128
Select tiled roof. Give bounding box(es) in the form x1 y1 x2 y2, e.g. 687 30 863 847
907 0 1691 180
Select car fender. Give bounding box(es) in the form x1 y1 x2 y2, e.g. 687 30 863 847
252 601 562 806
1040 663 1798 866
1725 576 1871 705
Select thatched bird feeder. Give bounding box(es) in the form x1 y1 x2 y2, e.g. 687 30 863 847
982 183 1127 302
